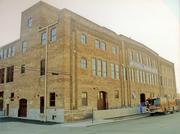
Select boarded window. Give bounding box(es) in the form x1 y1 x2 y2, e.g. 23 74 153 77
114 90 119 99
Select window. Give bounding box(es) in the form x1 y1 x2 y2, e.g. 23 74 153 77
40 96 44 113
50 27 56 42
3 49 7 59
80 34 87 44
111 64 115 79
0 50 3 59
102 61 107 78
136 70 139 83
123 66 127 80
27 17 32 28
80 57 87 69
131 69 134 82
41 32 47 46
11 46 16 56
0 92 3 111
0 68 5 84
40 59 45 76
21 65 25 74
112 47 117 54
10 93 14 101
6 66 14 82
95 40 100 48
81 92 88 106
114 90 119 99
22 41 27 53
50 93 56 106
97 60 102 77
115 65 120 80
7 47 11 57
92 58 96 76
100 42 106 51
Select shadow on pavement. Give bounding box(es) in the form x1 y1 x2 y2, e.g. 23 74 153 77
0 117 60 125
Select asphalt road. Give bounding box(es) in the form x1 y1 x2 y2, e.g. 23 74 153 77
0 112 180 134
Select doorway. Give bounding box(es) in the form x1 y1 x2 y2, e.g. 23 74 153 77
140 93 146 106
97 91 108 110
6 104 9 116
18 99 27 117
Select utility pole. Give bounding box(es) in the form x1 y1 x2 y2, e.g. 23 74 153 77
39 21 58 122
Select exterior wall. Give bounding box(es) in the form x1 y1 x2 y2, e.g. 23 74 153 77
0 1 177 122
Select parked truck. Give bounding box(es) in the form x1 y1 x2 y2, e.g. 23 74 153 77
147 97 176 115
175 99 180 112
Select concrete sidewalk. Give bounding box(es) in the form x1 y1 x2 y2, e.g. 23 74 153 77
61 113 149 127
0 113 149 127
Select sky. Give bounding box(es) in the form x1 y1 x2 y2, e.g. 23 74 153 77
0 0 180 92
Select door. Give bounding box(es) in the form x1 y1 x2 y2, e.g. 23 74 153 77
6 104 9 116
97 91 108 110
18 99 27 117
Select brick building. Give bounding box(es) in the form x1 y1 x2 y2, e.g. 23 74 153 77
0 2 177 122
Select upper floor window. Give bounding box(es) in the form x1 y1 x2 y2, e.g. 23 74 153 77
3 49 7 59
112 47 117 54
100 42 106 51
50 27 56 42
80 57 87 69
115 64 120 80
111 64 115 79
11 46 16 56
0 68 5 84
80 34 87 44
95 40 100 48
22 41 28 53
0 50 3 59
102 61 107 78
27 17 32 28
97 60 102 77
40 59 45 76
92 58 96 76
81 92 88 106
123 66 127 80
7 47 11 58
6 66 14 83
41 32 47 46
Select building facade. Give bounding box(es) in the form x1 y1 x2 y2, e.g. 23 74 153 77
0 2 177 122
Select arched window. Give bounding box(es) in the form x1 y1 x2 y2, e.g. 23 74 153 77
80 57 87 69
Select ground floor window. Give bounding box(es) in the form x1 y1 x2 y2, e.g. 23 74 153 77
81 92 88 106
50 93 56 107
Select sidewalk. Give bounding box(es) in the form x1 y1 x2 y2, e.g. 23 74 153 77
61 113 149 127
0 113 149 127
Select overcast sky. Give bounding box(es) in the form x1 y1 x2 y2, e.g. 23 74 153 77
0 0 180 92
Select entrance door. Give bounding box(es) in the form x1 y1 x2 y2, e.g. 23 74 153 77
6 104 9 116
97 91 108 110
140 93 146 106
40 96 44 113
0 92 3 111
18 99 27 117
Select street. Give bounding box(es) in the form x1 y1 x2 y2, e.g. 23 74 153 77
0 112 180 134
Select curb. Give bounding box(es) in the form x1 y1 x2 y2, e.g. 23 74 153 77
86 114 149 127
